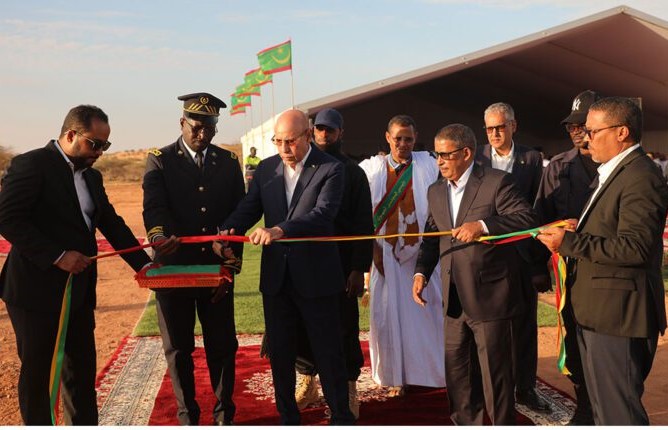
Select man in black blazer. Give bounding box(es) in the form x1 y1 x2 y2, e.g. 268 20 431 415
216 109 354 425
142 93 245 425
0 105 153 425
537 97 668 425
292 108 373 418
414 124 537 424
532 90 601 425
475 102 547 411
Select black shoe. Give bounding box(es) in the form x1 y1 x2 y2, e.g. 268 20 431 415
516 388 551 412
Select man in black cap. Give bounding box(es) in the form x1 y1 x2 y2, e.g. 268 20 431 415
532 90 601 425
143 92 245 425
293 108 373 419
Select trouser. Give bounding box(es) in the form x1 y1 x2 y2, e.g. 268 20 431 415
444 311 516 425
156 287 238 425
262 272 354 425
512 287 538 392
295 290 364 381
577 326 657 425
7 304 98 425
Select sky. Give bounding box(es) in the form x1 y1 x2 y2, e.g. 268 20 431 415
2 0 667 154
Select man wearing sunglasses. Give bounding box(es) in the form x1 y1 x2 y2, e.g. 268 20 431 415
475 102 547 412
414 123 538 424
532 90 601 425
0 105 154 424
142 92 245 425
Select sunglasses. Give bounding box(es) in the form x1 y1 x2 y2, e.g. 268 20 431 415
75 131 112 151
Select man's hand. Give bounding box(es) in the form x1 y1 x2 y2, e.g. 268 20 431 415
536 226 566 253
152 235 180 256
452 221 484 243
248 226 284 245
56 250 91 274
346 270 365 298
412 274 427 307
213 228 236 258
211 281 230 303
564 218 578 232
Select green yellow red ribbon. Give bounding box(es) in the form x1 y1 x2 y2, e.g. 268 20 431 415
49 219 570 424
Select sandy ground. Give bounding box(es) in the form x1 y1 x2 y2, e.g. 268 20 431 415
0 182 667 425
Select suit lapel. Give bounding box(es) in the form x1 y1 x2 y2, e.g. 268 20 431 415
46 142 90 230
437 180 454 230
287 150 319 218
83 169 101 228
578 148 642 231
511 146 526 177
271 157 289 218
455 165 483 227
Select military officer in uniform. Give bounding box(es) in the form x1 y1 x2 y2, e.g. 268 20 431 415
142 92 245 425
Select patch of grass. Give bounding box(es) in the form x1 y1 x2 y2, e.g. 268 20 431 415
537 301 558 327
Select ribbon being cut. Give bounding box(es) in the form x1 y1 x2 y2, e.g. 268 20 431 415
48 220 569 425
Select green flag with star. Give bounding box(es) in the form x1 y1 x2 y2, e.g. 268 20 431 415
257 40 292 74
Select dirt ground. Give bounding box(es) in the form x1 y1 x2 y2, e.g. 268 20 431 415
1 182 667 425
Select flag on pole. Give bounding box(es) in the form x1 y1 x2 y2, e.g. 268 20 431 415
235 83 260 97
244 68 273 88
230 106 246 116
230 94 251 109
257 40 292 74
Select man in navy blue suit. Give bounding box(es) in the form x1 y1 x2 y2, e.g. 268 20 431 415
216 109 354 425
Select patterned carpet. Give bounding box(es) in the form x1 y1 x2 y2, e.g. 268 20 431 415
96 335 575 425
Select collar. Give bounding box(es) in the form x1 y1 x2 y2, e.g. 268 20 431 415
180 137 208 161
386 153 412 170
54 139 88 172
287 144 312 172
449 161 474 189
491 141 515 159
597 144 640 185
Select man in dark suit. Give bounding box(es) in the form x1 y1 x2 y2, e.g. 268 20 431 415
537 97 668 425
0 105 153 425
142 93 245 425
475 102 548 411
292 108 373 419
532 90 601 425
216 109 354 425
413 123 537 424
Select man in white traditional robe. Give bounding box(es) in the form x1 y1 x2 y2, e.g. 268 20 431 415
359 115 445 395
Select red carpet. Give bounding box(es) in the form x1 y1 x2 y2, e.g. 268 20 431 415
148 342 532 425
96 336 575 425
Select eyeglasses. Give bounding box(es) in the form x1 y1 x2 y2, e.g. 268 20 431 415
583 124 624 140
565 124 586 134
183 117 217 136
483 123 508 134
389 136 415 144
271 130 307 146
75 131 112 151
432 147 466 160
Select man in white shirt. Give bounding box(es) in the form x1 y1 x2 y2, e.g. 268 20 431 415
537 97 668 425
475 102 547 412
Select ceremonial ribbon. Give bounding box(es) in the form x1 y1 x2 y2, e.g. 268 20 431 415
49 219 569 423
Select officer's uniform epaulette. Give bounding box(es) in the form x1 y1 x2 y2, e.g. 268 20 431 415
147 148 162 157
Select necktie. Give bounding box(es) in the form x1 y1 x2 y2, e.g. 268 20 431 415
195 151 203 169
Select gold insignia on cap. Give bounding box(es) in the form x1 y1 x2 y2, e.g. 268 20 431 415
200 96 209 105
148 148 162 156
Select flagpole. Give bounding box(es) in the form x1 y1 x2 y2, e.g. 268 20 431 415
258 88 264 148
271 82 276 129
289 37 295 108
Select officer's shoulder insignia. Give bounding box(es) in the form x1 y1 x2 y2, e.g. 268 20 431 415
230 152 238 160
148 148 162 157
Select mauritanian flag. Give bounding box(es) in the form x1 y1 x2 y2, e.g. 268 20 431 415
230 106 246 116
257 40 292 74
235 83 260 97
230 94 251 109
244 68 273 88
